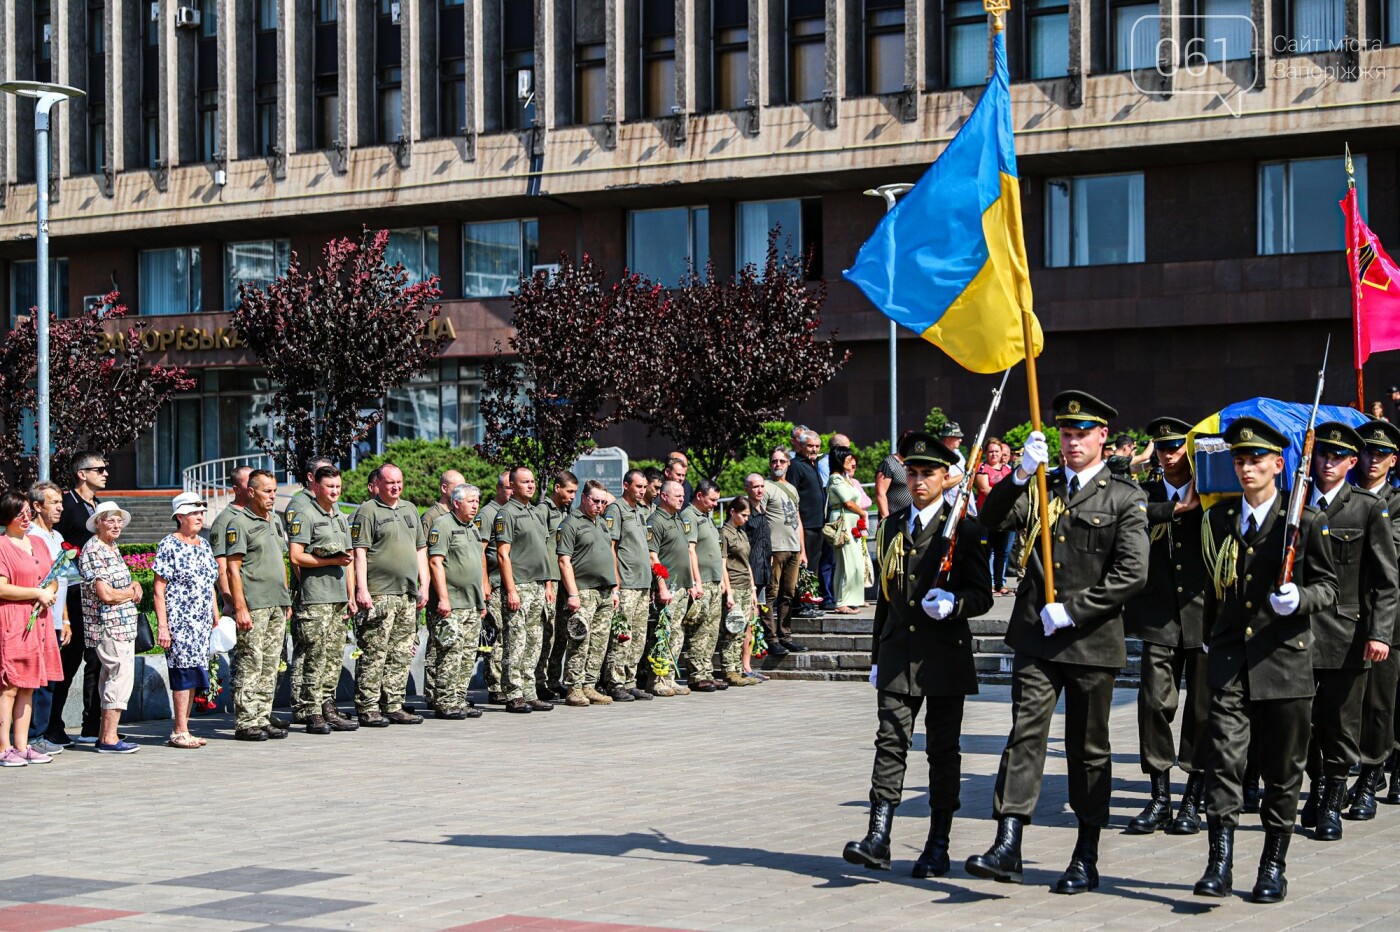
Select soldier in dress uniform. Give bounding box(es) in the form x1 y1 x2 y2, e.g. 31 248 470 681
1295 422 1397 841
965 391 1149 895
1349 419 1400 813
1124 417 1212 835
1192 416 1338 904
841 432 992 878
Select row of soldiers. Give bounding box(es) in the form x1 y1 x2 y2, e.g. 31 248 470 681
844 392 1400 905
203 458 757 738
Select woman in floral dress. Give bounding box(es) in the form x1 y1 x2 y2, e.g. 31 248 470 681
153 493 219 749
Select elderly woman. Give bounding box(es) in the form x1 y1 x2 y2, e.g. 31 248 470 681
827 448 870 614
0 492 62 767
153 492 219 749
78 501 142 755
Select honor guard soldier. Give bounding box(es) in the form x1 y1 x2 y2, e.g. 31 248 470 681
1297 422 1398 840
966 391 1149 894
1124 417 1211 835
842 432 992 878
1193 417 1338 904
1350 419 1400 813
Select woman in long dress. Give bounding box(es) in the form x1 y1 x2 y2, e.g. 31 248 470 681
827 449 869 614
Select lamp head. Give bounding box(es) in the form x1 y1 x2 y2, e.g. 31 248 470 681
0 80 85 101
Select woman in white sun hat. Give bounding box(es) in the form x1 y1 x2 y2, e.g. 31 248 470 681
153 492 218 749
77 500 141 754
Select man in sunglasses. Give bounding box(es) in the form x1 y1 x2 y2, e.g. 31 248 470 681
764 447 807 657
51 451 110 746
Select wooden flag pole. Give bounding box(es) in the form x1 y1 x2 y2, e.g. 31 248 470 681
1021 307 1055 602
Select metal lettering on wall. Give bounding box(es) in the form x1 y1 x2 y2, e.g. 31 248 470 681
95 316 457 355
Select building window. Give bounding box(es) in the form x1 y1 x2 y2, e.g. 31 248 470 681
198 90 219 163
225 240 291 310
386 362 484 447
1110 1 1158 71
140 247 203 316
385 227 440 284
88 2 104 53
1194 0 1252 61
1045 173 1145 267
948 1 990 87
736 198 823 278
573 0 607 123
316 82 340 148
1289 0 1344 54
144 1 159 46
319 0 338 22
642 0 676 117
378 68 403 142
198 0 218 36
1259 155 1366 256
440 59 467 135
713 0 750 110
463 219 539 298
788 1 825 102
628 207 710 285
143 99 160 168
865 0 905 95
36 1 52 64
1025 0 1069 79
1389 0 1400 44
256 84 278 155
258 0 279 31
503 0 536 129
88 104 106 175
8 259 69 328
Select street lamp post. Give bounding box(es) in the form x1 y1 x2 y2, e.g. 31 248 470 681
2 80 85 482
862 183 914 451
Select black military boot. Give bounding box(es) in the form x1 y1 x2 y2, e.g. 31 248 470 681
1315 777 1345 841
1345 765 1381 821
911 809 954 879
1169 772 1205 835
842 800 895 871
964 816 1024 884
1386 754 1400 805
1299 778 1321 828
1053 824 1100 895
1192 818 1234 897
1127 771 1173 834
1251 830 1290 903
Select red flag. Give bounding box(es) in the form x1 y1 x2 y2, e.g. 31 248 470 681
1344 187 1400 366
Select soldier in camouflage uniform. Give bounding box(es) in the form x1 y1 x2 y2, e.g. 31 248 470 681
480 471 511 702
428 482 488 719
225 469 293 741
350 463 429 727
558 480 622 706
420 469 465 709
287 465 357 734
646 480 697 697
536 471 578 698
282 457 333 724
208 464 253 614
719 498 758 687
496 467 556 713
680 480 729 691
602 469 656 702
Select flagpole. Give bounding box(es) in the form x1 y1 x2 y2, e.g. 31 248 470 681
1347 144 1365 412
863 183 916 450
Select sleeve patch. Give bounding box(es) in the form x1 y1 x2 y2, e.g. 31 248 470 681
494 518 506 536
225 526 238 546
428 528 440 547
289 519 302 536
350 521 362 542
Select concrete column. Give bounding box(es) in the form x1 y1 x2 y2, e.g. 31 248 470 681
8 0 37 183
0 9 8 196
464 0 479 141
760 0 783 106
1068 0 1088 105
114 0 142 171
169 0 200 167
1342 0 1360 80
546 0 570 128
533 0 549 128
288 0 314 152
480 0 502 132
345 0 376 148
828 0 850 125
1255 0 1271 90
407 0 438 139
219 0 254 160
675 0 691 112
620 0 639 120
745 0 761 127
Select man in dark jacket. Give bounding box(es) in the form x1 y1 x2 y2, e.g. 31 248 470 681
52 451 108 744
965 391 1149 895
788 430 828 614
842 432 992 878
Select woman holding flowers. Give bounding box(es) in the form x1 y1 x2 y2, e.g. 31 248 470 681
0 491 62 767
827 449 870 614
153 492 219 749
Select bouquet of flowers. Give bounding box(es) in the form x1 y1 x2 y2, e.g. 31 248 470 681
750 605 769 660
798 567 823 605
853 515 869 541
610 610 631 645
645 607 678 679
28 542 81 632
194 654 222 712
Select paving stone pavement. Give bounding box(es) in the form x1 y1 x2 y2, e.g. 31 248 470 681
5 680 1400 931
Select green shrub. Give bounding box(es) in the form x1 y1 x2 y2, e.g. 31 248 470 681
341 439 501 507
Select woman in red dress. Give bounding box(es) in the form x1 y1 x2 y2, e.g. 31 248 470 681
0 491 62 767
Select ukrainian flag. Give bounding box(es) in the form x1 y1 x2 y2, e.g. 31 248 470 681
843 30 1042 374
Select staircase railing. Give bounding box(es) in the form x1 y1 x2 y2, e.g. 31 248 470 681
182 454 283 518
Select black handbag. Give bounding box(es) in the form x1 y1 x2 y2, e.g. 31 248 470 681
134 613 156 654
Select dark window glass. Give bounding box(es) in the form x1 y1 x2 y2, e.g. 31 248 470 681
789 14 825 102
865 0 904 95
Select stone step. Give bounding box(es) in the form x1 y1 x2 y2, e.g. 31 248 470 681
761 670 869 682
758 650 871 672
789 615 873 635
783 634 872 652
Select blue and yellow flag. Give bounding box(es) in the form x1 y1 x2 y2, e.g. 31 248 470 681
843 30 1041 374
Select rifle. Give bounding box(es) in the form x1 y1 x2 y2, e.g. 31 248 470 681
1278 336 1330 588
925 368 1013 592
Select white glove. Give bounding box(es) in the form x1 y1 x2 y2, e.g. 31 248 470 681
1017 431 1049 482
868 664 878 688
921 588 956 621
1040 602 1074 637
1269 583 1300 616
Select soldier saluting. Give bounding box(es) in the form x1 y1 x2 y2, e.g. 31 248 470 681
842 432 993 878
966 391 1148 895
1193 416 1338 904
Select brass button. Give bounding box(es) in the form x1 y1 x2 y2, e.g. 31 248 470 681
1175 564 1183 571
910 548 918 556
1245 574 1252 582
1054 562 1062 569
1246 626 1253 636
1298 641 1305 647
909 625 916 632
1058 535 1066 542
1177 586 1183 593
909 599 917 607
1247 547 1254 554
1245 602 1253 609
957 639 963 646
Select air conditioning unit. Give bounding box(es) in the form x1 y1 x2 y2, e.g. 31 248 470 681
83 294 109 316
150 2 160 21
175 6 202 28
42 23 52 45
532 263 560 277
390 1 402 24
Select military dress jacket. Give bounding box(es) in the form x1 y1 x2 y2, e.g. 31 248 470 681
1123 479 1208 650
1201 500 1338 701
870 504 993 697
979 466 1149 668
1311 484 1398 669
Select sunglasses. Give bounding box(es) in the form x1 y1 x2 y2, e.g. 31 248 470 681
83 466 109 474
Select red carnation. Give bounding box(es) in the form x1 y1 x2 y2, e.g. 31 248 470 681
652 563 670 580
61 541 77 551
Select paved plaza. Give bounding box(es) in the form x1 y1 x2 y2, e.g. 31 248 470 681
6 675 1400 931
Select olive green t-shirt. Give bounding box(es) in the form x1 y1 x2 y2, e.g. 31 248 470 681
428 513 486 612
646 507 696 590
350 497 427 596
684 504 724 583
608 500 652 591
288 498 352 605
537 500 570 582
494 498 550 584
283 488 315 538
224 506 292 609
422 500 450 535
479 499 504 587
207 504 239 559
557 510 618 591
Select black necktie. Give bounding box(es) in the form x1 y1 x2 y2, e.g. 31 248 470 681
911 515 922 539
1246 514 1258 537
1318 496 1329 512
1169 491 1180 504
1068 475 1080 497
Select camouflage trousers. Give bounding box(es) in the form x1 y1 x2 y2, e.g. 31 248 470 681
717 586 751 673
483 596 504 692
536 587 563 691
293 601 349 717
681 583 723 683
354 593 419 715
644 589 692 691
234 606 288 731
602 588 651 689
504 581 547 701
422 593 441 706
431 607 484 708
561 588 614 690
